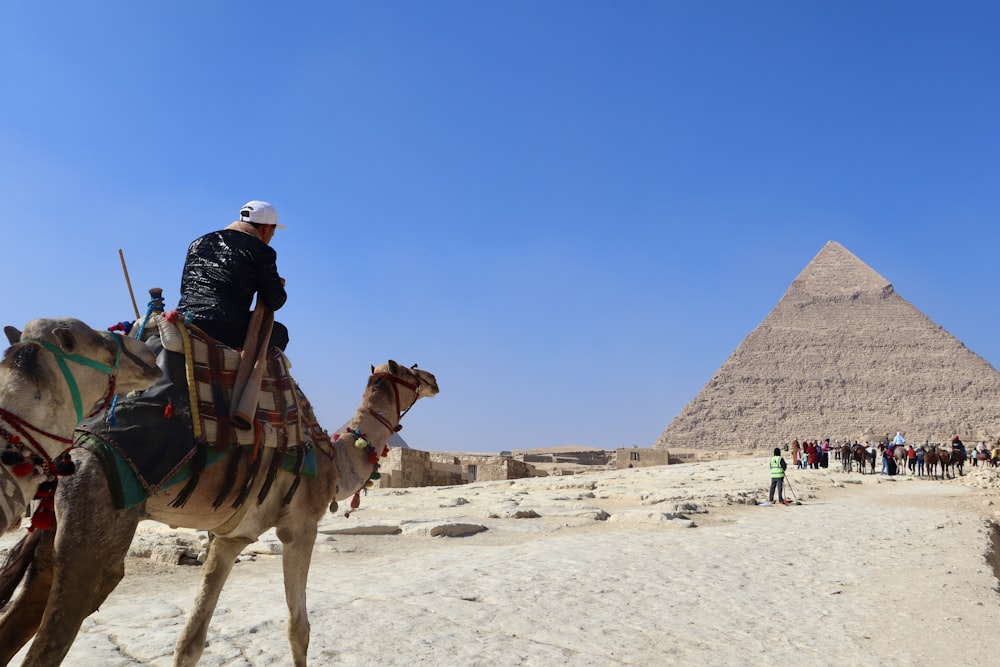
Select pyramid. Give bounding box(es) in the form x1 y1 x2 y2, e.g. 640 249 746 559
654 241 1000 451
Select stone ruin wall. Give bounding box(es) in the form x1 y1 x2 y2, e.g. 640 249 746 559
616 447 670 469
522 450 614 465
375 448 468 489
469 457 537 481
375 449 544 489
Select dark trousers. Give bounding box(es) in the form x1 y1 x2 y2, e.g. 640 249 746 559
769 477 784 502
195 319 289 351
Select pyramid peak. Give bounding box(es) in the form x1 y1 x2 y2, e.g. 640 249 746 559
783 241 892 301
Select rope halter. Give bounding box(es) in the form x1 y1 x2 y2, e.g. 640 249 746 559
367 370 422 434
0 332 125 531
20 334 123 423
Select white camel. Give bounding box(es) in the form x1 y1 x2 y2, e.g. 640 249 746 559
0 356 438 666
0 318 160 534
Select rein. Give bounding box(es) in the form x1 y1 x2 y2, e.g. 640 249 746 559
0 334 126 530
0 405 75 482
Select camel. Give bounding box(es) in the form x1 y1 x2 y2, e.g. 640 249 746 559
1 318 159 534
952 447 966 477
939 448 954 479
840 445 852 472
848 445 871 474
924 446 940 479
0 353 437 666
893 446 907 476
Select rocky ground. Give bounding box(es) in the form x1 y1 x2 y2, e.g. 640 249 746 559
4 457 1000 666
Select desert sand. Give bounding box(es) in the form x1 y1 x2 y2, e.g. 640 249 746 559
4 457 1000 666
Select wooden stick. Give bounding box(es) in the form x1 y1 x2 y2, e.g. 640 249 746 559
230 304 269 404
118 249 141 320
230 304 275 430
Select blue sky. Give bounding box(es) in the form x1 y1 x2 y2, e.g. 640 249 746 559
2 2 998 453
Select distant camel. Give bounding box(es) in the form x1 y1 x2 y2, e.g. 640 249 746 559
939 448 954 479
1 319 159 533
0 354 438 666
952 448 965 476
840 445 852 472
852 446 875 474
893 446 907 476
924 447 940 479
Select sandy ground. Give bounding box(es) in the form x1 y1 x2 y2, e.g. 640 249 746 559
4 457 1000 666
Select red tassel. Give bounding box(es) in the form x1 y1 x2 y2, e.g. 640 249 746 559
368 452 378 464
164 400 174 418
164 309 179 323
381 446 389 458
12 461 33 477
30 509 55 531
350 491 361 509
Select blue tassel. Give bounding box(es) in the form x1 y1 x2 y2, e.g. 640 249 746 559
105 395 119 427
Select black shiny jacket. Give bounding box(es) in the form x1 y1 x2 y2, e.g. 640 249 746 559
176 228 286 332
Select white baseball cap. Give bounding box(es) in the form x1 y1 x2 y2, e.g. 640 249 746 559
238 200 286 229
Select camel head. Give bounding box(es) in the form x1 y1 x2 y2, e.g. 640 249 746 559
3 318 161 416
333 361 439 509
371 360 439 401
356 360 439 437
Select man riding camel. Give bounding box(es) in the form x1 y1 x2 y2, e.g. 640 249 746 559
177 200 289 351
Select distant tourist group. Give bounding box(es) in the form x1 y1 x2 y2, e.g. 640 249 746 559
787 435 999 480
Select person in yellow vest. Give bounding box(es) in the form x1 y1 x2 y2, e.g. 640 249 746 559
769 447 788 505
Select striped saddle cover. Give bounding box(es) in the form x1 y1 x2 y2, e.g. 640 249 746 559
75 316 331 509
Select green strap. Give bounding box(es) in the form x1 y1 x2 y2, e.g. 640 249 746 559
26 339 116 375
21 336 122 422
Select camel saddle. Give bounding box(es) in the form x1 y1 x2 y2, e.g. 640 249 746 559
75 316 332 510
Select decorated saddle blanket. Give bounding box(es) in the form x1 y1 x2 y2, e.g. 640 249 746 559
75 316 332 510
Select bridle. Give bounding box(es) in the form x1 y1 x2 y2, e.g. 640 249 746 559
337 366 425 518
0 333 126 529
0 334 124 475
366 370 422 434
20 334 124 423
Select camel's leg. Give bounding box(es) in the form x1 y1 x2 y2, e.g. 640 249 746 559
20 467 140 667
278 522 319 666
173 534 251 667
0 530 55 665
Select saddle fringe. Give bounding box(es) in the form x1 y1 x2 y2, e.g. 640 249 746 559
231 447 264 509
256 449 285 505
280 447 306 506
170 445 207 509
212 447 244 509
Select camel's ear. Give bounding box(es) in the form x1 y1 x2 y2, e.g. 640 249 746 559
53 327 76 353
4 326 21 345
371 363 375 375
387 360 400 375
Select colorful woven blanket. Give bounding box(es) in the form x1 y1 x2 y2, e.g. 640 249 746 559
75 317 331 510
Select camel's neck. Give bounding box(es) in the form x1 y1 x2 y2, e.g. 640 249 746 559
331 381 405 502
